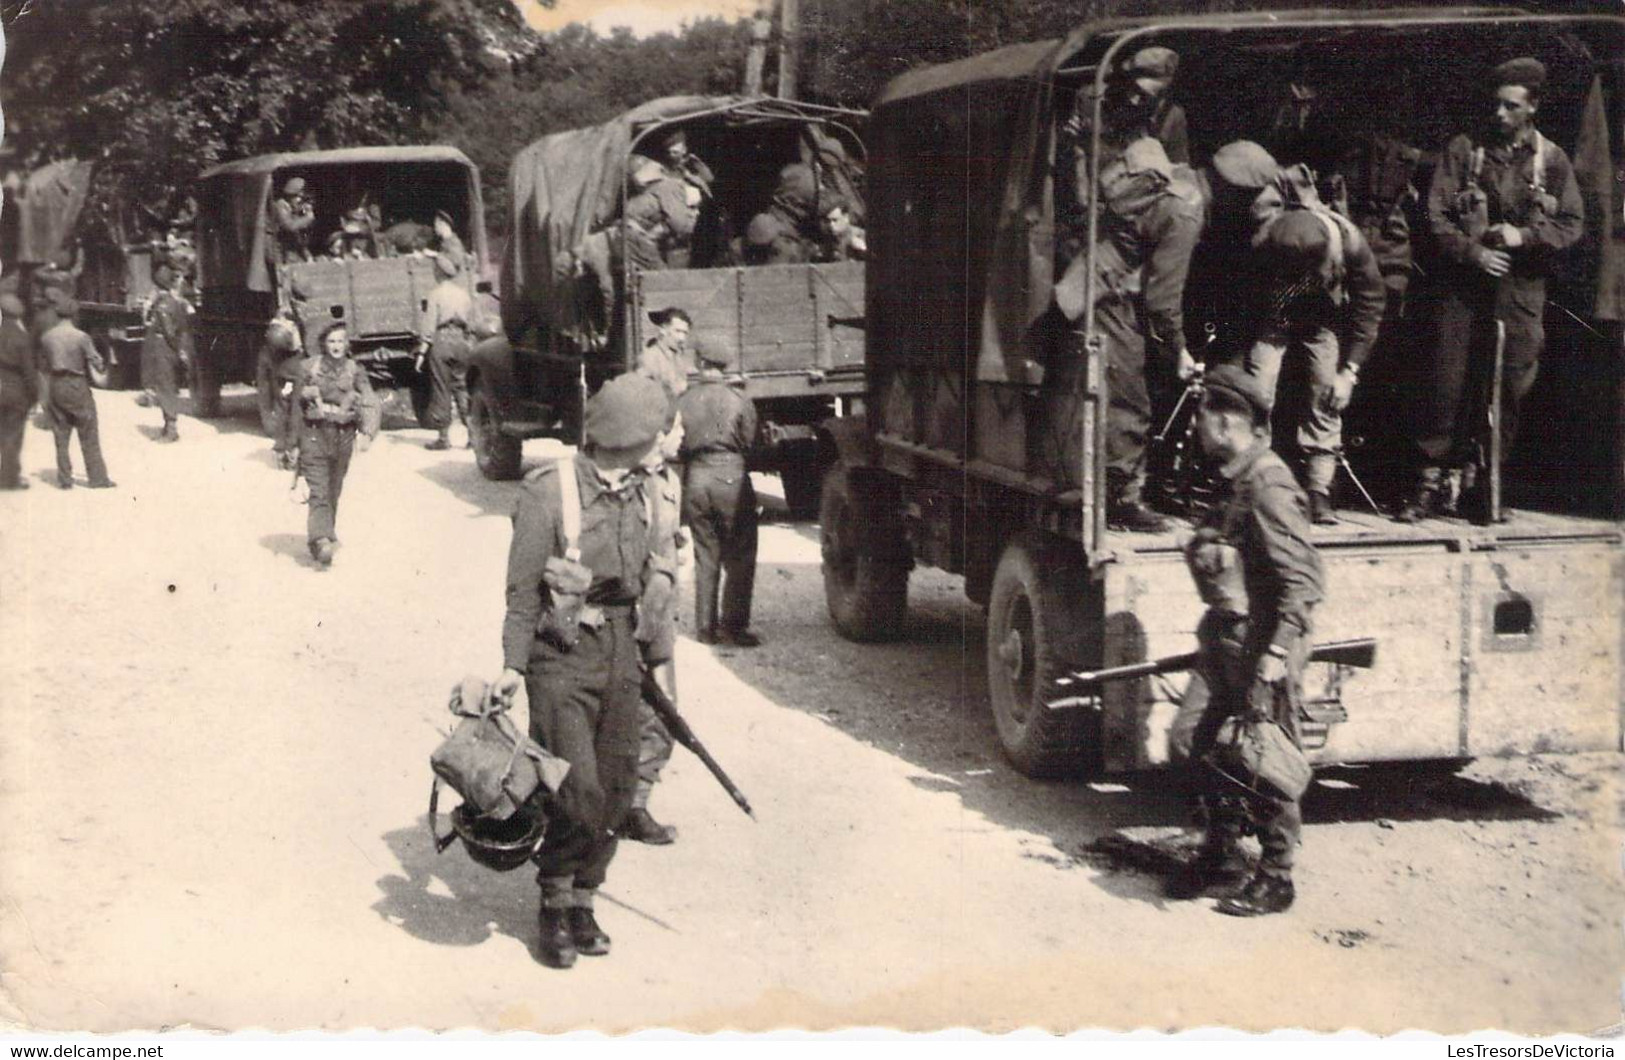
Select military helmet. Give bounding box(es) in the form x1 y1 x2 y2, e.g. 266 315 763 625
449 802 547 872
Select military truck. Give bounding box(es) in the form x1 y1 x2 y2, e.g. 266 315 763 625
469 96 867 515
192 146 488 430
821 10 1625 777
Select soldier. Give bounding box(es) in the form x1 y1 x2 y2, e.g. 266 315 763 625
418 252 474 451
655 128 714 204
1166 364 1325 916
1244 188 1386 523
1054 74 1204 532
638 307 693 398
432 210 468 272
141 262 192 444
38 304 115 490
677 341 760 646
1400 57 1584 522
269 177 315 265
623 408 688 846
817 199 867 262
493 373 679 969
285 322 377 568
1117 46 1189 165
0 293 38 490
744 164 819 266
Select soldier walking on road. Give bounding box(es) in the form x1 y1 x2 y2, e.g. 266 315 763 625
419 252 474 451
1399 57 1584 522
285 322 376 568
142 263 192 444
494 373 679 969
1165 365 1324 916
38 305 115 490
0 293 38 490
677 342 761 647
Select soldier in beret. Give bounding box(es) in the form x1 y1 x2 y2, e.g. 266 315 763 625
286 322 377 568
1165 364 1324 917
494 372 679 968
1119 46 1189 165
141 262 192 444
1401 57 1584 522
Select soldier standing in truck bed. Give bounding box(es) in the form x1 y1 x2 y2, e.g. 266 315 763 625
676 341 761 646
141 262 192 444
1166 364 1324 917
493 373 679 969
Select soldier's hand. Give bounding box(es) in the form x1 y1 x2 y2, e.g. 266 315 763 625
494 667 524 704
1470 245 1512 277
1488 223 1524 249
1176 348 1200 382
1328 368 1357 412
1257 651 1288 686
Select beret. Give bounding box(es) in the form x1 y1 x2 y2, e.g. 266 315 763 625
1491 57 1546 92
1212 140 1279 190
585 373 672 453
1204 362 1274 420
774 163 817 204
1123 46 1178 81
1256 208 1331 270
281 177 306 196
692 337 734 369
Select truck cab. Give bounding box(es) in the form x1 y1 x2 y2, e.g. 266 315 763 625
822 10 1625 777
471 96 867 514
192 146 488 431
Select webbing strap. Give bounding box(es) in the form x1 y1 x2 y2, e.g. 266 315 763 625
557 456 581 562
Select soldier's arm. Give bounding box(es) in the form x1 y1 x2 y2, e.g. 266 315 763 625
733 391 760 455
1160 104 1191 166
1340 226 1387 369
1427 135 1477 265
1522 148 1585 254
80 333 105 375
503 482 560 673
1142 199 1203 367
1251 478 1325 652
418 289 441 345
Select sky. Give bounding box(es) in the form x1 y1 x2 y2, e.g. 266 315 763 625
516 0 761 36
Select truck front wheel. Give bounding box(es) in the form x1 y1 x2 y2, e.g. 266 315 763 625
469 388 523 480
820 462 909 641
986 531 1097 778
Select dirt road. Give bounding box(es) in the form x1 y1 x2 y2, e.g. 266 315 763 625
1 389 1619 1034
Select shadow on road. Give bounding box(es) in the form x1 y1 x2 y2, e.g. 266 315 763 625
373 818 536 950
260 532 317 568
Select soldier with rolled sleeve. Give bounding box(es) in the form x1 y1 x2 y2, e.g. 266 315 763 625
493 373 679 969
419 252 474 451
1166 365 1325 917
38 306 115 490
1400 57 1584 522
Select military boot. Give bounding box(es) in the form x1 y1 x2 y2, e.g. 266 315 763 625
1394 467 1442 524
1215 871 1296 917
620 807 677 845
159 417 179 443
426 429 452 452
536 905 578 968
567 907 611 957
1307 491 1337 526
1107 473 1169 534
1165 852 1251 900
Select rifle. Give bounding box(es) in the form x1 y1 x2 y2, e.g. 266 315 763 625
641 669 755 819
1047 637 1378 711
1486 318 1505 525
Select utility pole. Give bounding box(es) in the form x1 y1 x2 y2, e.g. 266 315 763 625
777 0 799 100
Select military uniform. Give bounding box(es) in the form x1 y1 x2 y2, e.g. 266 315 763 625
745 164 819 266
637 336 692 399
39 317 113 489
1244 206 1386 509
1169 367 1325 911
269 182 315 265
287 354 375 564
1055 136 1203 525
419 264 474 448
0 301 38 489
501 372 677 966
677 362 760 642
141 278 192 440
628 458 684 842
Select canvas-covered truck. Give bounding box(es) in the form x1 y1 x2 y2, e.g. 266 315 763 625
469 96 867 515
821 9 1625 777
192 146 488 430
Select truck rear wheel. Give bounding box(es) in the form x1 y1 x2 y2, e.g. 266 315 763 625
986 531 1097 778
469 388 522 480
188 354 222 418
820 463 909 641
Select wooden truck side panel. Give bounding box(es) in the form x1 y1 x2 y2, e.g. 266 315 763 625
1099 541 1624 772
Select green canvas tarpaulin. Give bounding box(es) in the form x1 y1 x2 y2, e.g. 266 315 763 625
14 159 94 266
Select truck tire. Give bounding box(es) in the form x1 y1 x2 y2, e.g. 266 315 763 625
986 531 1097 778
469 389 522 480
780 452 826 521
255 347 282 438
820 462 909 642
188 353 222 419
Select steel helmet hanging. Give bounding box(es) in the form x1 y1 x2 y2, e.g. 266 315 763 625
429 778 547 872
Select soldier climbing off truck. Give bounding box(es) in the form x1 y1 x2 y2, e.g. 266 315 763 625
467 96 868 517
821 10 1624 780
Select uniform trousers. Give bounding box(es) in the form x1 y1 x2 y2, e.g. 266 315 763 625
299 422 354 550
1246 324 1343 494
46 374 110 485
141 346 182 421
634 694 675 808
527 606 642 907
683 454 758 636
426 330 471 431
1418 271 1546 469
1169 609 1308 881
0 385 30 487
1101 293 1152 498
